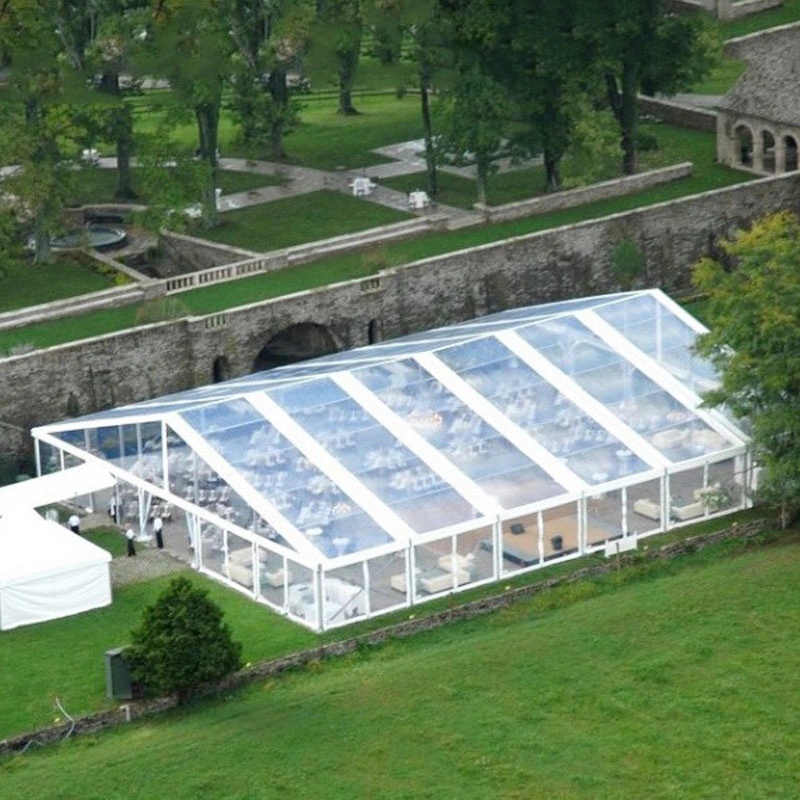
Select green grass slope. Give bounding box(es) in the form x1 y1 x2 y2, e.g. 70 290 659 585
3 539 800 798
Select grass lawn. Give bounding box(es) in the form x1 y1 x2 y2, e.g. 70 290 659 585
0 254 115 316
131 91 424 171
2 534 799 798
196 189 412 253
83 527 128 558
0 123 753 353
66 167 285 207
687 57 746 95
721 0 800 39
278 93 423 170
0 570 316 741
381 121 748 209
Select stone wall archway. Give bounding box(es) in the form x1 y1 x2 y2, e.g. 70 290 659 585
212 356 232 383
367 318 383 345
734 123 754 167
253 322 339 372
784 135 798 171
761 129 776 172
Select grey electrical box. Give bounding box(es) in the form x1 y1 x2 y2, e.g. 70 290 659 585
105 647 133 700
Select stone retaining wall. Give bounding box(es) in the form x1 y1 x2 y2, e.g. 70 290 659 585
0 518 768 757
474 163 693 222
665 0 782 18
638 97 717 133
3 172 800 458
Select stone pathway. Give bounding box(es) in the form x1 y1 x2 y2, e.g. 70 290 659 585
109 546 187 587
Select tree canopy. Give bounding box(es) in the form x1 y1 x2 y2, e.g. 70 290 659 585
127 575 243 701
693 211 800 518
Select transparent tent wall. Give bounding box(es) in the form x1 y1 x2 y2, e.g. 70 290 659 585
668 466 708 524
226 530 256 593
455 526 494 585
411 526 495 600
586 488 624 548
542 502 579 560
626 477 665 536
498 512 541 577
39 441 62 475
370 550 409 613
285 561 317 628
197 518 226 579
323 563 368 629
257 543 291 611
708 457 745 512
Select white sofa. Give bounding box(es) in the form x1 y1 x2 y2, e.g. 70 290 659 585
633 498 661 521
419 569 471 594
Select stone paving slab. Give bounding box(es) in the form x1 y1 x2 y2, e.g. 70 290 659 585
109 546 188 587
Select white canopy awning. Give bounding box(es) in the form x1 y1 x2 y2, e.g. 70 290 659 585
0 464 116 516
0 508 112 630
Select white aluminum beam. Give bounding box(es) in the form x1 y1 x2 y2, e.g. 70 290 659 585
166 414 321 563
496 329 670 470
576 310 748 448
246 392 417 544
333 372 501 517
415 351 587 493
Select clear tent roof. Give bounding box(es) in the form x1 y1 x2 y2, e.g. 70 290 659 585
35 290 748 565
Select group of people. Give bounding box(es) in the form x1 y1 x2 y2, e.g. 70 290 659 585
108 495 165 557
64 497 168 559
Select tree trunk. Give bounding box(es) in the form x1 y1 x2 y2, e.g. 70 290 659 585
543 149 561 193
476 161 487 206
195 103 220 228
32 214 52 266
605 63 638 176
100 72 136 199
114 105 136 200
337 40 361 115
267 71 288 160
420 81 438 197
620 59 638 175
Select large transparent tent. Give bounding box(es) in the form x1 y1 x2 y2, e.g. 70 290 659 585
32 290 752 631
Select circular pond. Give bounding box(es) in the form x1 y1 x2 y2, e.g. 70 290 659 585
51 224 127 252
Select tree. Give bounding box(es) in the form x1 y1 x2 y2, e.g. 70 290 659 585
51 0 148 199
0 1 88 264
313 0 364 114
225 0 312 159
142 0 232 227
437 63 511 205
581 0 717 175
693 211 800 524
127 575 242 701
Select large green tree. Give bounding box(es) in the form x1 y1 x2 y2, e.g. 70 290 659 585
52 0 148 199
142 0 231 227
581 0 717 175
693 211 800 523
0 1 88 264
225 0 312 159
127 575 242 701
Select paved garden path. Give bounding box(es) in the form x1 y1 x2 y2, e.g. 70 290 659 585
109 547 187 587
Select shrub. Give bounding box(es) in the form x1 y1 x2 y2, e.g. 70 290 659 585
127 576 242 701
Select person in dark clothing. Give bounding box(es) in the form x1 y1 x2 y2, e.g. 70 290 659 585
126 528 136 557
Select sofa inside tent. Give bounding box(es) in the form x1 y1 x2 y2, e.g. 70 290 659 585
0 509 112 631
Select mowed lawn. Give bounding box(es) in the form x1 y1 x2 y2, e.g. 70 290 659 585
3 540 800 798
0 571 316 741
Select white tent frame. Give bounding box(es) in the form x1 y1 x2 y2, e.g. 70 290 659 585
31 290 752 631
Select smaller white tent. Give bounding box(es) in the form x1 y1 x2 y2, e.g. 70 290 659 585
0 509 112 631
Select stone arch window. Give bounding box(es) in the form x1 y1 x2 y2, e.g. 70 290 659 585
212 356 231 383
784 135 798 172
253 322 339 372
367 318 383 345
761 129 776 172
734 124 753 167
